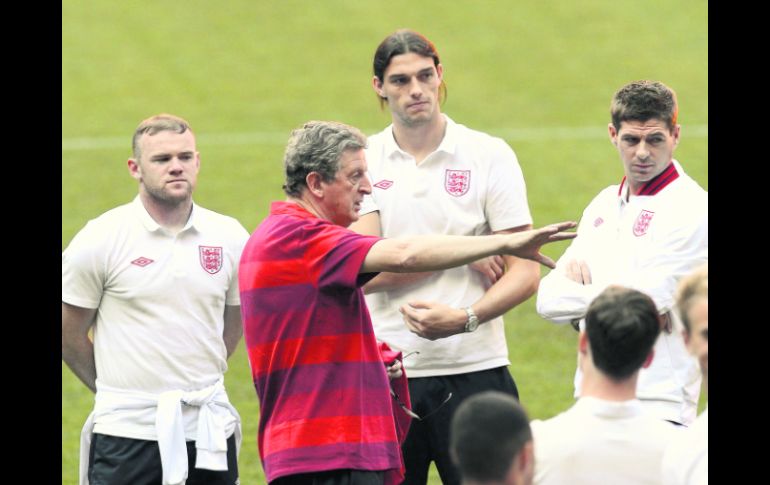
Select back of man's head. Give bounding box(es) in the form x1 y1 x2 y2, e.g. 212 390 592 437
450 391 533 484
586 286 661 381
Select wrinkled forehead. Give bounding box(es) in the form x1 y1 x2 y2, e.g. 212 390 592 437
337 148 367 172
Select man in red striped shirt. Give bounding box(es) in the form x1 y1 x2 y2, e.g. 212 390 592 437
239 120 576 485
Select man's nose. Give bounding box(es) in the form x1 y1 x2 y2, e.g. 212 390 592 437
360 174 373 194
409 78 422 98
636 142 650 160
168 157 184 172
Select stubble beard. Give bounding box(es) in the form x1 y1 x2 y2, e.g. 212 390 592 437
144 183 192 208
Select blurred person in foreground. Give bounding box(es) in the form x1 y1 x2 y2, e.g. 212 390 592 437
62 114 249 485
661 264 708 484
239 120 576 485
351 29 539 485
537 80 708 426
531 286 681 484
450 391 534 485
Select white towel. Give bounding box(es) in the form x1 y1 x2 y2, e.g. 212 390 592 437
79 378 241 485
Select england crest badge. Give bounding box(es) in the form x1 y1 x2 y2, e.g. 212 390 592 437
632 210 655 237
199 246 223 274
445 169 470 197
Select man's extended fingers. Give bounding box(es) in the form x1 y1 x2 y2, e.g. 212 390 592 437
548 221 578 232
547 231 578 242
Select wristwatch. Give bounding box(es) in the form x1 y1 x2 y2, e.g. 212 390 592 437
463 307 479 332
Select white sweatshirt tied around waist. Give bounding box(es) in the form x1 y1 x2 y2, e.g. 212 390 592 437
79 378 241 485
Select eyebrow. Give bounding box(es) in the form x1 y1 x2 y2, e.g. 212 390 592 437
150 151 194 160
387 67 434 82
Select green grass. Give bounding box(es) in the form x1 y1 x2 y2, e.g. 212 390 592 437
62 1 707 483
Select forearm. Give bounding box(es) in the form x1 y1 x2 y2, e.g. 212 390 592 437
472 257 539 323
535 269 600 323
363 234 509 274
223 305 243 359
62 337 96 393
363 271 434 294
223 328 242 359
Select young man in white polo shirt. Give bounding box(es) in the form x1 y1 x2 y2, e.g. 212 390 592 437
531 286 681 484
62 114 249 485
536 80 708 426
351 29 539 485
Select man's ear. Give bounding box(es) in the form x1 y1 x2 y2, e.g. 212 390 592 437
641 349 655 369
508 440 535 484
128 158 141 181
578 331 589 355
306 172 324 197
372 76 386 99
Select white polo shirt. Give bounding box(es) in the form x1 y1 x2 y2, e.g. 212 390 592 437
661 407 708 485
536 161 707 424
62 195 249 440
531 397 681 485
360 115 532 377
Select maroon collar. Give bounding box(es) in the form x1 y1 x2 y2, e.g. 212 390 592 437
618 162 679 197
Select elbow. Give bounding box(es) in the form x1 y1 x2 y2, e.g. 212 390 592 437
386 240 420 273
519 260 541 299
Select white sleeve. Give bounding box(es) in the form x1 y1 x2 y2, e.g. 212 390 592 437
62 221 104 309
536 208 604 323
225 221 251 306
485 139 533 231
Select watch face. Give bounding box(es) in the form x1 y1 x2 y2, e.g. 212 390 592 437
466 318 479 332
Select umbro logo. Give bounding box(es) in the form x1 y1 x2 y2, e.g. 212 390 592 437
593 217 604 227
131 257 154 267
374 179 394 190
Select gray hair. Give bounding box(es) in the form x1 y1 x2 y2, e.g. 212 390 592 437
282 120 367 197
132 113 192 161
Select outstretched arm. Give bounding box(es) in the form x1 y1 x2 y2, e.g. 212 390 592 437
361 221 576 274
62 302 97 393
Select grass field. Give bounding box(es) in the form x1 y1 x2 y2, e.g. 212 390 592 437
62 1 707 483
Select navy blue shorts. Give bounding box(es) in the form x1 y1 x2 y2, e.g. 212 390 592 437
401 366 519 485
88 433 239 485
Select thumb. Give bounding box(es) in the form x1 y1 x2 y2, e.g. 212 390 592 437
534 253 556 269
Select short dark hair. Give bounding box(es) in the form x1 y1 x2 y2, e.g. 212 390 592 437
585 286 661 381
450 391 532 482
282 120 367 197
675 264 708 334
132 113 192 161
610 80 678 133
372 29 447 107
